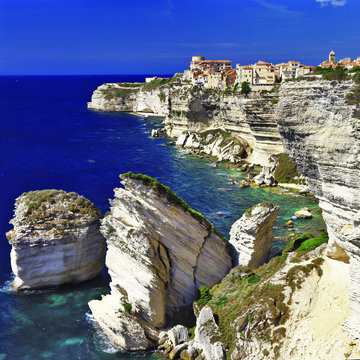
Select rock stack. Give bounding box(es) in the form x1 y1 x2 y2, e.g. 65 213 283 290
88 173 232 350
7 190 105 291
229 201 280 268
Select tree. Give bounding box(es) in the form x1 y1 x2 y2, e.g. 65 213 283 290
240 81 251 96
233 82 239 94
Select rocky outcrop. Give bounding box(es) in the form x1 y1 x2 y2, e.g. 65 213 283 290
88 173 232 350
87 83 169 115
158 305 225 360
6 190 105 291
176 129 248 163
87 79 284 166
275 79 360 342
87 84 138 112
252 166 277 187
193 305 225 360
229 202 280 268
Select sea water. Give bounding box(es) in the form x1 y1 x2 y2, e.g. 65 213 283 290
0 76 324 359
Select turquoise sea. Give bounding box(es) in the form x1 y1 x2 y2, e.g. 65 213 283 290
0 76 324 359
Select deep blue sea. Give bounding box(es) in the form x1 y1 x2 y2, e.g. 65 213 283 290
0 75 324 360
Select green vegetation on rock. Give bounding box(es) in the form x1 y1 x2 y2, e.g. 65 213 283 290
100 87 137 100
117 83 143 88
121 172 220 233
297 232 328 253
313 66 349 81
142 76 181 92
122 301 132 314
282 231 328 260
272 153 301 184
197 286 212 307
240 81 251 96
199 228 329 358
21 190 101 222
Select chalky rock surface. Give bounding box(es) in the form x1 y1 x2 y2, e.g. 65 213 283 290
229 202 280 268
89 173 232 350
275 79 360 342
176 130 248 164
7 190 105 291
193 305 225 360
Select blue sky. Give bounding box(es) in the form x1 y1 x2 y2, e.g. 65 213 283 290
0 0 359 75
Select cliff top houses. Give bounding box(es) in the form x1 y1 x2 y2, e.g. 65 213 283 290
183 51 359 91
186 55 314 90
319 50 360 69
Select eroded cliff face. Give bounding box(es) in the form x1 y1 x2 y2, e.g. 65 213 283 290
230 202 280 268
88 173 232 350
7 190 105 290
87 81 284 166
165 87 284 166
275 79 360 342
87 83 169 115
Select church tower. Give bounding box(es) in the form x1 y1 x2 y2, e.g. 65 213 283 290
329 50 335 62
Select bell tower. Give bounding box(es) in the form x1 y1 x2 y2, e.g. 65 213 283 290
329 50 335 62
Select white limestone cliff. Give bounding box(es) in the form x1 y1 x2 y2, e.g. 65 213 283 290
176 129 248 163
275 79 360 343
88 173 232 350
7 190 105 291
229 202 280 268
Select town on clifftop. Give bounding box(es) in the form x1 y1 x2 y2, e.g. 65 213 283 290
146 51 360 91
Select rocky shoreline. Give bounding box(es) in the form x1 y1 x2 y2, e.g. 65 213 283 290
6 76 360 359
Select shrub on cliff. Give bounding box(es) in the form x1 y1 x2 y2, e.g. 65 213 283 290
314 66 349 81
272 153 300 184
197 286 212 306
346 87 360 105
240 81 251 96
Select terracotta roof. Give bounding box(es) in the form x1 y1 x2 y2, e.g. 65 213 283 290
195 60 231 64
256 61 273 66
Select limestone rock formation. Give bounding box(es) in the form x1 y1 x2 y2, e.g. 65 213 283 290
164 87 284 166
193 305 225 360
7 190 105 291
229 202 280 268
157 306 225 360
89 173 232 350
176 129 248 163
87 83 138 112
87 79 284 166
252 166 277 187
275 79 360 342
294 207 312 219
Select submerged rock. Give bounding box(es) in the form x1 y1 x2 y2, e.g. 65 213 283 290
7 190 105 291
229 202 280 268
294 208 312 219
89 173 232 350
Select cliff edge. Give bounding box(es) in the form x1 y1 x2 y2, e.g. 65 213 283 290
276 79 360 342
